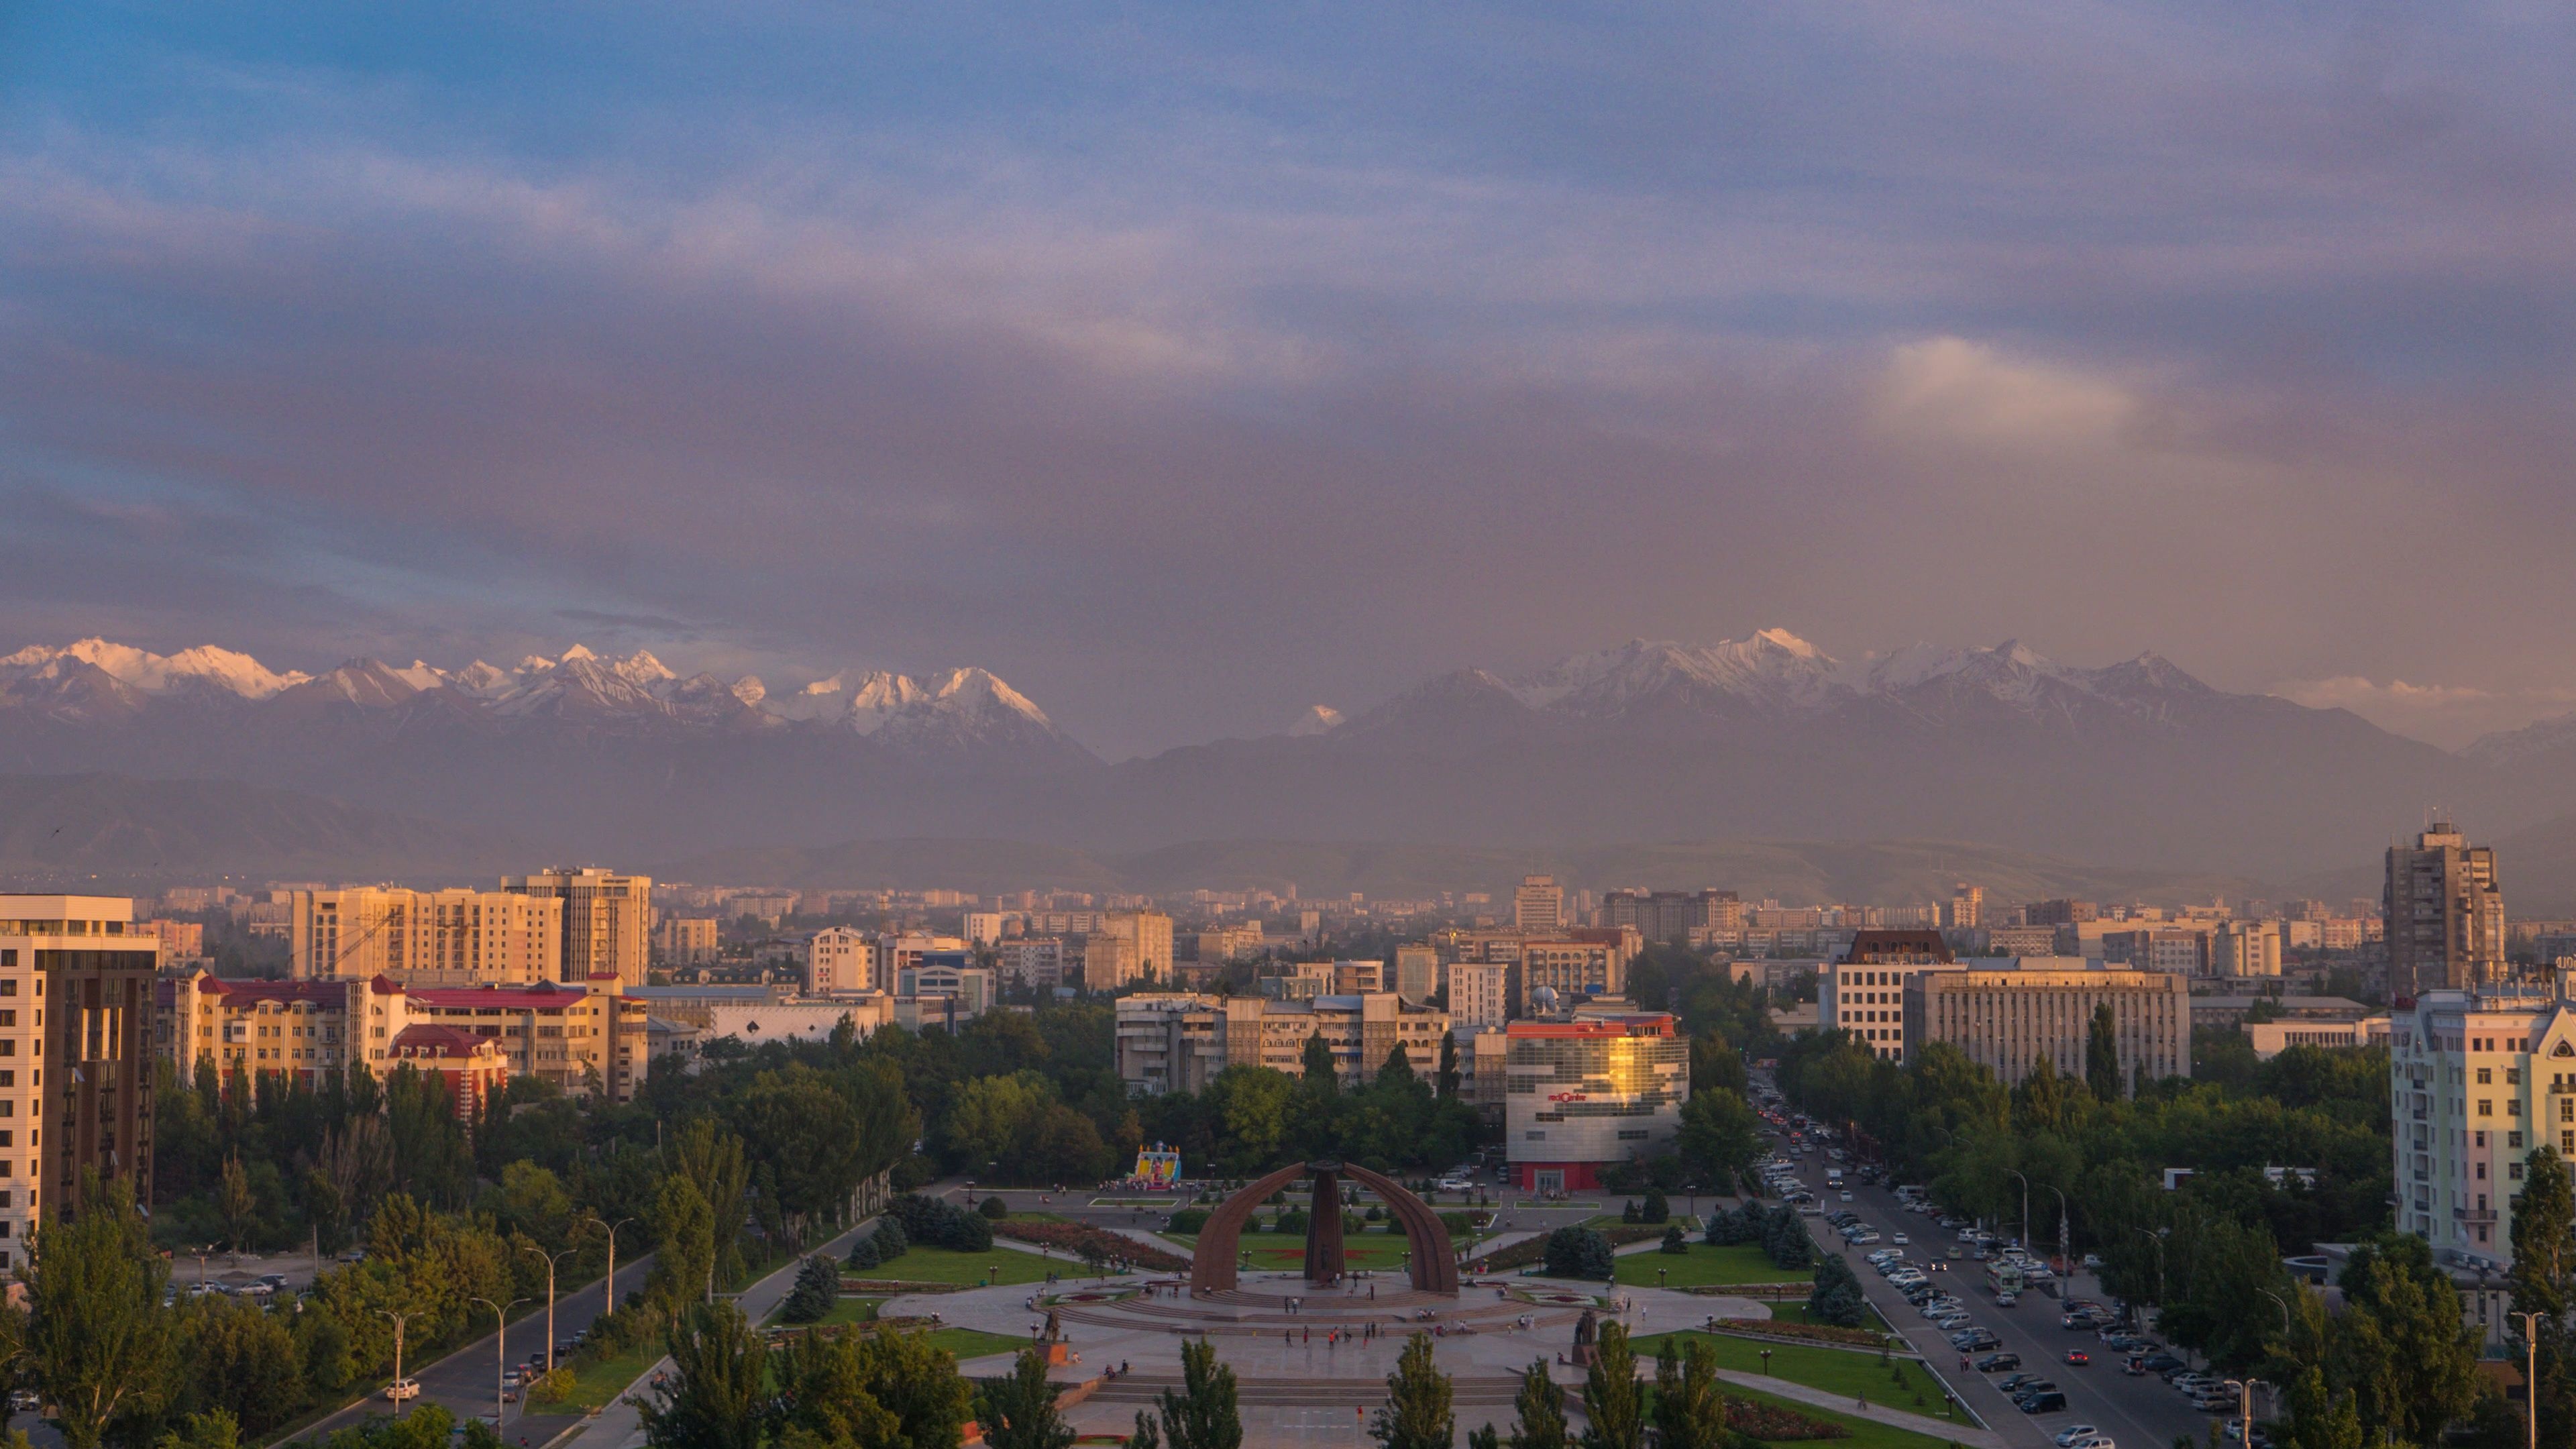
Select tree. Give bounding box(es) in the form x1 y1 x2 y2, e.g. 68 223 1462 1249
1302 1032 1338 1095
669 1121 752 1289
646 1173 717 1313
2328 1236 2479 1446
2509 1147 2575 1446
155 1409 241 1449
2084 1005 2121 1103
1128 1339 1242 1449
1437 1034 1460 1099
28 1171 178 1449
1688 1032 1749 1097
1676 1090 1762 1190
1504 1360 1568 1449
1371 1334 1453 1449
977 1348 1076 1449
1578 1321 1641 1449
1807 1254 1866 1328
1652 1339 1729 1449
1378 1044 1417 1089
1658 1224 1688 1255
216 1156 260 1251
642 1302 770 1449
780 1256 840 1325
1639 1189 1668 1224
1542 1227 1614 1281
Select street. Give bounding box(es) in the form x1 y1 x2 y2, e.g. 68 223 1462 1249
1768 1154 2224 1449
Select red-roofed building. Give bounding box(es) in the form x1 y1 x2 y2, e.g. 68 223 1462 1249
1502 1012 1689 1193
160 973 362 1088
387 1025 509 1120
364 975 647 1099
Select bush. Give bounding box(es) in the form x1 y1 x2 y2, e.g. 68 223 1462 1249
979 1195 1009 1220
1660 1224 1690 1255
1365 1205 1385 1222
1273 1207 1309 1234
1761 1205 1813 1270
781 1254 839 1324
873 1216 910 1263
1640 1189 1670 1224
846 1232 880 1271
1622 1200 1642 1224
1806 1253 1866 1328
1167 1208 1211 1234
991 1220 1190 1272
884 1193 992 1252
1542 1226 1615 1281
1707 1200 1764 1247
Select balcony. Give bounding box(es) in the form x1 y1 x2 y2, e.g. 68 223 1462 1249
2456 1208 2499 1226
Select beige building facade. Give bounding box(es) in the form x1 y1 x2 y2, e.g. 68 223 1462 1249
290 888 562 985
1905 964 2190 1092
503 868 651 985
1114 991 1449 1095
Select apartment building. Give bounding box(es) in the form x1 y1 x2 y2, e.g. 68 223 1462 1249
161 975 355 1086
2211 920 2284 978
655 915 720 965
1448 961 1511 1030
1818 930 1962 1062
1597 890 1737 943
1945 885 1984 930
995 937 1065 989
362 976 648 1101
291 888 563 985
805 926 877 995
0 896 164 1258
1114 991 1450 1095
503 868 653 986
1518 937 1624 1008
2389 985 2569 1273
1393 944 1439 1004
138 919 207 959
1905 963 2188 1094
2387 823 2509 1000
1091 910 1175 984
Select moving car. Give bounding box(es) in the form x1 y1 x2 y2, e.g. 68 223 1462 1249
384 1379 421 1403
2062 1350 2090 1366
2051 1426 2102 1446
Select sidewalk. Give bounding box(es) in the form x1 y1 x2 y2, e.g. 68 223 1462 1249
560 1216 882 1449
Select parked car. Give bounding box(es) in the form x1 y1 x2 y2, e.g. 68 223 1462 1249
2019 1391 2069 1414
2051 1426 2102 1446
1974 1353 2022 1373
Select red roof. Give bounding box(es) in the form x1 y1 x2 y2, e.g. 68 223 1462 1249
407 982 591 1012
192 975 348 1007
391 1024 500 1059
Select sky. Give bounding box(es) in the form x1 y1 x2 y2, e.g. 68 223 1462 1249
3 2 2574 758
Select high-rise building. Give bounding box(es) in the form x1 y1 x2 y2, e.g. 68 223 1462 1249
1114 991 1450 1094
504 869 652 986
1446 961 1511 1030
1393 944 1439 1004
2211 920 2284 978
1945 884 1984 930
1597 890 1735 943
1095 911 1175 983
291 888 562 985
0 895 164 1258
655 915 720 965
805 926 876 994
2386 824 2508 1000
1905 963 2189 1092
1819 930 1961 1063
2389 983 2562 1275
1518 938 1622 1007
1513 875 1564 932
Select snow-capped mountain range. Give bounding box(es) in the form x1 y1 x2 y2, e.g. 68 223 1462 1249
1 629 2565 877
0 639 1064 749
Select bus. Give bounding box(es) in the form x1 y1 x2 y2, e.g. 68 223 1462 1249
1987 1260 2025 1301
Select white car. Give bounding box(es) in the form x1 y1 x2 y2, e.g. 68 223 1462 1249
2052 1426 2102 1447
1892 1233 1909 1245
2067 1438 2115 1449
1436 1179 1470 1192
1839 1191 1856 1201
384 1379 421 1403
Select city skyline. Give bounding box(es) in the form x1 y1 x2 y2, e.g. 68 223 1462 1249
5 6 2575 757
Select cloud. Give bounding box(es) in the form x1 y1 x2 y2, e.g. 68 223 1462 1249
2275 676 2576 749
1872 338 2142 449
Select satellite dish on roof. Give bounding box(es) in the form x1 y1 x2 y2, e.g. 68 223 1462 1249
1530 986 1560 1013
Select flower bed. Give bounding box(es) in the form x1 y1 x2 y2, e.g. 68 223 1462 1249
1725 1397 1851 1440
1711 1318 1888 1349
994 1220 1191 1273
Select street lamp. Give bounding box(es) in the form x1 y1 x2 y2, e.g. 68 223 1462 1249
524 1243 582 1377
2221 1379 2259 1449
2041 1186 2070 1272
2133 1227 2169 1307
470 1295 531 1430
590 1216 638 1317
376 1309 415 1417
2514 1311 2544 1449
2258 1288 2292 1337
1760 1348 1772 1376
2004 1170 2030 1253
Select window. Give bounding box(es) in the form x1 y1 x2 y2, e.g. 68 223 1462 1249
2479 1100 2493 1118
2512 1132 2526 1148
2514 1163 2527 1179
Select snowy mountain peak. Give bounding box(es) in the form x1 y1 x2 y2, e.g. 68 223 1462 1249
1287 704 1344 737
0 639 312 700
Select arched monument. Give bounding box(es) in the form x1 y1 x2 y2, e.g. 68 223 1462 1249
1190 1159 1458 1295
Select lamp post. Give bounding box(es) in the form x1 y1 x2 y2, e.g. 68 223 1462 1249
2133 1227 2168 1308
2042 1186 2070 1273
1760 1348 1772 1376
524 1244 580 1377
2004 1170 2030 1253
470 1295 530 1430
2222 1379 2259 1449
591 1216 638 1318
2513 1311 2544 1449
377 1309 415 1416
2259 1289 2292 1337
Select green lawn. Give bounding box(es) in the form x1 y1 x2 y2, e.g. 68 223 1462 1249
1631 1330 1929 1406
862 1245 1063 1287
1723 1383 1974 1449
1615 1243 1816 1287
768 1295 883 1328
1765 1301 1898 1334
551 1346 662 1412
